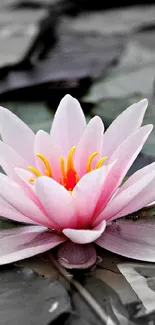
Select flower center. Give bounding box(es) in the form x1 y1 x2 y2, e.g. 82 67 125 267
28 146 107 191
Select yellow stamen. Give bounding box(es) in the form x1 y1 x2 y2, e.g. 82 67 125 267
60 156 66 179
96 156 108 169
28 166 41 177
86 152 99 172
29 177 35 183
36 153 52 177
67 146 76 172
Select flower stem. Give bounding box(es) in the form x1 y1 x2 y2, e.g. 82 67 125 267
48 254 109 324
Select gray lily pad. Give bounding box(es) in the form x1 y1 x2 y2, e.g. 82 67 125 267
83 28 155 104
83 64 155 103
0 265 71 325
64 5 155 36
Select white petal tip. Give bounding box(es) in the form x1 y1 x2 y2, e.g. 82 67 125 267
63 221 106 244
143 124 153 133
140 98 148 104
136 98 148 108
61 94 75 102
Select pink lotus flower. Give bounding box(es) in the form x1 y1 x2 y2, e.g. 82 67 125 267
0 95 155 268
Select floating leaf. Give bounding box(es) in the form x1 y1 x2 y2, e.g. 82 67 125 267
118 262 155 313
83 64 154 103
83 28 155 104
66 6 155 35
0 265 71 325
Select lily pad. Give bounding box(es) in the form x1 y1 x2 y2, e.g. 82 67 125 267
93 255 154 324
0 28 125 100
0 3 44 67
65 5 155 36
83 28 155 104
83 64 154 103
0 265 71 325
118 262 155 318
6 241 155 324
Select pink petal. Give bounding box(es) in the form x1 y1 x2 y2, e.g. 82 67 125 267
63 220 106 244
106 162 155 220
0 141 28 181
0 197 36 224
96 219 155 262
15 168 60 231
0 225 46 237
74 116 104 177
35 176 77 229
0 106 35 164
15 168 44 205
93 125 153 224
111 174 155 221
50 95 86 157
15 168 36 195
15 168 61 231
56 241 96 269
34 130 61 181
117 162 155 195
72 166 107 228
96 165 155 222
102 99 148 158
0 173 51 228
0 226 66 264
